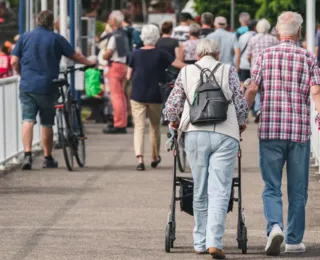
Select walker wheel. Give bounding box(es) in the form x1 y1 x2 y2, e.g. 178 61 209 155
241 225 248 254
165 224 172 253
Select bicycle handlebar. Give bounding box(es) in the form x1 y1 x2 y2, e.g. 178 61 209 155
60 65 95 75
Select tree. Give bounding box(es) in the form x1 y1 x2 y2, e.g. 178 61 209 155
194 0 259 28
194 0 320 29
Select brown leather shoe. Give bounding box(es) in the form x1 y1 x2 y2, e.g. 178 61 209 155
194 250 208 255
208 247 226 259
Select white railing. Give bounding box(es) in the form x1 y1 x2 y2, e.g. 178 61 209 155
0 76 41 167
310 100 320 174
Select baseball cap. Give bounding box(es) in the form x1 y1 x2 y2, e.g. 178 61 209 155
214 16 227 26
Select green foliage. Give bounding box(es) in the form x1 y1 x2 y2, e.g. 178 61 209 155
95 20 105 36
194 0 320 28
8 0 19 7
194 0 259 28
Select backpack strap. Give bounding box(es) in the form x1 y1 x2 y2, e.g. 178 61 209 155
194 63 222 88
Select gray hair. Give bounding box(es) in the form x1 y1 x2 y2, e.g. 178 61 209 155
140 24 160 45
239 12 250 24
201 12 214 26
196 39 219 58
109 10 124 27
189 23 201 37
276 11 303 36
256 18 271 33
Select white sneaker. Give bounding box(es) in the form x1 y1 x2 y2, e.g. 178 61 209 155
285 243 306 253
265 224 284 256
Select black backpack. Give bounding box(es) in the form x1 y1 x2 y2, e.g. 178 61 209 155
185 63 231 126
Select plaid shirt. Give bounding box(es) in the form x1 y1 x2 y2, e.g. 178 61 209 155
251 39 320 143
247 33 279 69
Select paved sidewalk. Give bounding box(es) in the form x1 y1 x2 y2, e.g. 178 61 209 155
0 124 319 260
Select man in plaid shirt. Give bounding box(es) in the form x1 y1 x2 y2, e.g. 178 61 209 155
246 12 320 256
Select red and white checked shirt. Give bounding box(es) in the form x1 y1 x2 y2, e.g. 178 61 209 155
247 33 279 70
251 39 320 143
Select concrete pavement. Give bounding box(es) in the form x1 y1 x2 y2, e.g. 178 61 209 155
0 123 320 260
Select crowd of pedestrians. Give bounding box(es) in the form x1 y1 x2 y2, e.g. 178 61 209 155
2 5 320 260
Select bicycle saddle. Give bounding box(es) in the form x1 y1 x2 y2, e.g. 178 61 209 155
52 78 68 88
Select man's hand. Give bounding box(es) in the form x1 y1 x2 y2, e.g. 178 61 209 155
239 124 247 133
245 81 259 109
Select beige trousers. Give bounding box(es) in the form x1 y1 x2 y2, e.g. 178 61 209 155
131 100 162 159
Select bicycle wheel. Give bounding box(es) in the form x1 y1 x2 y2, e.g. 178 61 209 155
71 104 86 167
57 109 74 171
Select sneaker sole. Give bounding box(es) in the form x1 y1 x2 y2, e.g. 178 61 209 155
285 248 306 253
210 252 226 259
266 234 284 256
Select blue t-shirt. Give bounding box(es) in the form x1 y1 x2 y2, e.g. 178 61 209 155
129 48 174 104
12 27 75 94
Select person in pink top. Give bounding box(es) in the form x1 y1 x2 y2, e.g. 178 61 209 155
0 44 11 78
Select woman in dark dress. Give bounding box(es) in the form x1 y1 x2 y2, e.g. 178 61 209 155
127 24 185 171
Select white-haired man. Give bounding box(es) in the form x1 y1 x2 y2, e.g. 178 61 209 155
207 17 240 71
247 18 279 123
103 10 130 134
245 12 320 256
236 12 251 38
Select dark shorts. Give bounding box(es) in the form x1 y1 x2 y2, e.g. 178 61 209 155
238 69 251 82
19 92 57 127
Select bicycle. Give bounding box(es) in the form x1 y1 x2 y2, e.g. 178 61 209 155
53 65 91 171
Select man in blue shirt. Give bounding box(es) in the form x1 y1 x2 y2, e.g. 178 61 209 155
11 10 95 170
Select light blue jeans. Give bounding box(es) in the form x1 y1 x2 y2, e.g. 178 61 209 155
259 140 310 244
184 131 238 251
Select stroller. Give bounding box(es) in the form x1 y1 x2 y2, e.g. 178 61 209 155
164 126 248 254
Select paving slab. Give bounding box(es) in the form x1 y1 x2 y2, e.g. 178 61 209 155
0 123 319 260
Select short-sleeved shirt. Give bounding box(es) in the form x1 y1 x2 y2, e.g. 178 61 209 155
12 27 75 94
239 31 256 70
182 39 199 62
206 28 239 65
129 48 175 104
199 28 214 39
171 25 190 43
251 39 320 143
156 37 179 57
247 33 279 70
0 53 11 78
106 36 127 64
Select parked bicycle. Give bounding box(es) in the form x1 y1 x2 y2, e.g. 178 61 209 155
53 65 92 171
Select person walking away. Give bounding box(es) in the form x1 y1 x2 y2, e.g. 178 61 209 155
247 18 279 123
245 11 320 256
207 17 240 71
103 10 130 134
127 24 185 171
164 38 248 259
178 23 201 64
236 12 251 38
199 12 214 39
156 21 180 89
238 20 257 92
171 12 190 43
11 10 95 170
156 21 179 58
0 43 11 78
